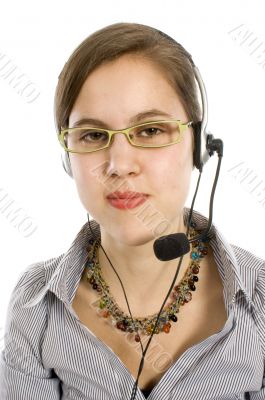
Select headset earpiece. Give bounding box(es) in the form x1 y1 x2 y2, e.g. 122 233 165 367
61 151 73 178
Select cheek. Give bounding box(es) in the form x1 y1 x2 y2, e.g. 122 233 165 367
149 147 193 224
69 154 104 207
152 144 193 190
70 153 105 182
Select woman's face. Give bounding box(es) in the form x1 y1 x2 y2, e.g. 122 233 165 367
68 54 194 246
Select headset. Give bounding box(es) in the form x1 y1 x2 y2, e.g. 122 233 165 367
56 28 223 400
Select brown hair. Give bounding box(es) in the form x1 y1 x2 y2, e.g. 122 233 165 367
54 22 201 133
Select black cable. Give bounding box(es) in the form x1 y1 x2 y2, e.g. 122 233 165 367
188 139 223 245
87 217 145 356
86 143 223 400
129 170 202 400
86 169 202 400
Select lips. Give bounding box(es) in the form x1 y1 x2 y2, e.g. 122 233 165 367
106 191 149 210
106 191 148 199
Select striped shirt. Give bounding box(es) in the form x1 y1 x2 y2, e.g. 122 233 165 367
1 208 265 399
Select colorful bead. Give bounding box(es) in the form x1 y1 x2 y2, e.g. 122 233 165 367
146 325 154 335
163 323 171 333
135 334 141 342
100 310 109 318
192 265 200 274
169 314 178 322
191 251 199 260
99 300 106 309
173 286 181 296
184 292 192 302
116 321 126 331
172 292 181 300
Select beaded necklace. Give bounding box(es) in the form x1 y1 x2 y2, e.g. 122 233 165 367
85 223 208 342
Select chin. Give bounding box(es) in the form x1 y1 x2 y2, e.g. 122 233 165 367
104 222 158 248
118 235 156 248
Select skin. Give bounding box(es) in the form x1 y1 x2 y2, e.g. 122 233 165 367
68 53 196 315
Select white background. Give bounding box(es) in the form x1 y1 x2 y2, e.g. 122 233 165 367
0 0 265 331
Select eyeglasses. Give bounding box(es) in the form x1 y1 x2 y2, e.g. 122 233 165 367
58 119 193 154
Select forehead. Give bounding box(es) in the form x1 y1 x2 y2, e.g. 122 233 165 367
69 54 187 126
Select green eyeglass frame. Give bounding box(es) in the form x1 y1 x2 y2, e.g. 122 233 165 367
58 119 193 154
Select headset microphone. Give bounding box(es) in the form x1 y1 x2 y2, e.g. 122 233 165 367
154 233 190 260
154 135 223 261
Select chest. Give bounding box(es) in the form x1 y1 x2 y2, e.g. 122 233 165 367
72 271 227 391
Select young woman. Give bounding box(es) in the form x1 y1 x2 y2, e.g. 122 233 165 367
1 22 264 400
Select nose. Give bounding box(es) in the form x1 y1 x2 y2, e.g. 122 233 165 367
105 131 141 178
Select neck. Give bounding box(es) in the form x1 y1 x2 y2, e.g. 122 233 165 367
97 213 193 315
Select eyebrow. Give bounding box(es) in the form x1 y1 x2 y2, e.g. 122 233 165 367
71 109 173 128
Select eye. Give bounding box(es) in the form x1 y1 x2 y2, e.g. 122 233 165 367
138 126 163 137
79 130 108 142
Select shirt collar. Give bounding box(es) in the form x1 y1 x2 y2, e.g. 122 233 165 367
25 208 253 309
183 208 253 306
